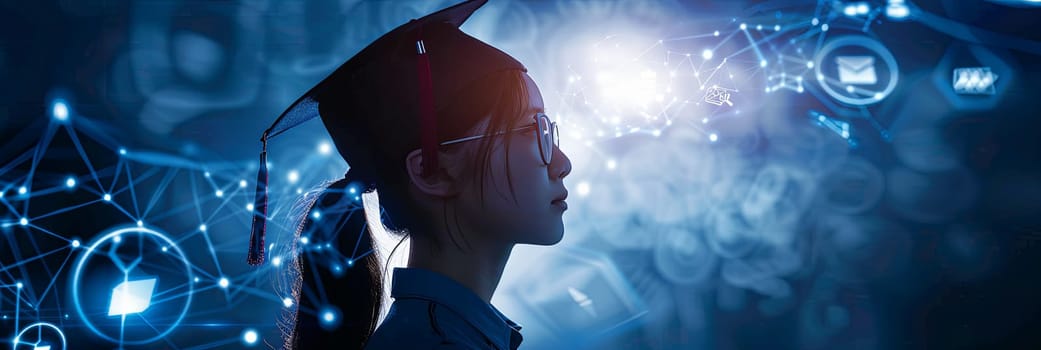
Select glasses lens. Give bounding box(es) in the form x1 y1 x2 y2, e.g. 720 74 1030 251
537 114 552 165
552 122 559 148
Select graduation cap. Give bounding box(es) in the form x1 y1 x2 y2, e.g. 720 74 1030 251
247 0 527 265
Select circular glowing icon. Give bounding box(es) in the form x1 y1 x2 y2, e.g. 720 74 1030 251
814 36 899 106
71 225 194 345
11 322 66 350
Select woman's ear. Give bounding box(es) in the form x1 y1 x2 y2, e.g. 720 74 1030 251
405 148 463 198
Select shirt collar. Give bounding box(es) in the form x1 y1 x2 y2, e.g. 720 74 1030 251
390 267 523 350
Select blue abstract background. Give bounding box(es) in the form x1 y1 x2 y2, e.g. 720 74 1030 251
2 0 1040 349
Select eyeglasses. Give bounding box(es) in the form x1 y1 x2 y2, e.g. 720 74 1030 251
440 113 559 165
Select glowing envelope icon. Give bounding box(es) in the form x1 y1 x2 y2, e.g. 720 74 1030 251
34 346 50 350
108 278 157 317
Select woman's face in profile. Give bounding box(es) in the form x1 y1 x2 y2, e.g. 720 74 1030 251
455 73 573 246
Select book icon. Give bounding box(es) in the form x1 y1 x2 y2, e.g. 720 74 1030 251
952 67 998 95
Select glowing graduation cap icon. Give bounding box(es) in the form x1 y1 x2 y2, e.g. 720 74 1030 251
108 278 158 316
246 0 525 265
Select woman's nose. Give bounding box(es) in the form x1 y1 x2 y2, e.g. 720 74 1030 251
553 146 572 179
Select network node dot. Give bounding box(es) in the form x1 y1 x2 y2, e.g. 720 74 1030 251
53 101 70 120
243 329 258 345
577 182 591 197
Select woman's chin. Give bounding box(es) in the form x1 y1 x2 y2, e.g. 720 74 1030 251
526 226 564 246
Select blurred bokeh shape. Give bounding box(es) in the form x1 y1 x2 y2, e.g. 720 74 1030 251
739 164 817 244
816 214 912 283
125 1 263 135
886 165 978 224
761 114 851 174
937 223 1000 282
704 206 763 259
510 247 648 347
891 126 961 172
817 156 885 214
653 228 717 286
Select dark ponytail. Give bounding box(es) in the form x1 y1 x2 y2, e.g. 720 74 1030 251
287 169 385 349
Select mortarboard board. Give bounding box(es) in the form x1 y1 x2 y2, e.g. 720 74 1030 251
247 0 527 265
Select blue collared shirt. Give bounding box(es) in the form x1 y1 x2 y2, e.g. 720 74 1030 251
364 268 523 350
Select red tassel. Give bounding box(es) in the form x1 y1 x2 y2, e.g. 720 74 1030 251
247 141 269 266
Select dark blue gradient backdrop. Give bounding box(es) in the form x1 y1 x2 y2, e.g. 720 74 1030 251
2 0 1041 349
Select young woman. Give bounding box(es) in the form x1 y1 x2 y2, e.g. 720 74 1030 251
248 1 572 349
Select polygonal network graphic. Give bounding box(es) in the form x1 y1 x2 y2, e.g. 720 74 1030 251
0 95 298 348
